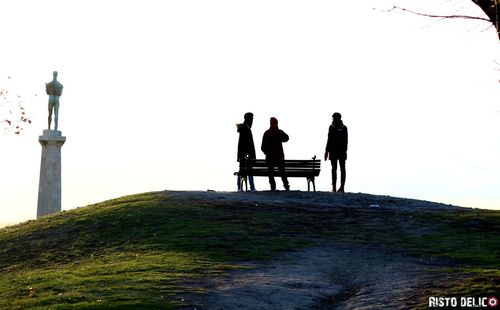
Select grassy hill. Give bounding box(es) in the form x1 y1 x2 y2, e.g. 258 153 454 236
0 191 498 309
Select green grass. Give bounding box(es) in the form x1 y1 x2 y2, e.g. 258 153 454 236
324 207 500 265
0 252 207 309
0 191 498 308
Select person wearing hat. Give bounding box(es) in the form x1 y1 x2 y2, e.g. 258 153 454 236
261 117 290 191
236 112 257 191
324 112 348 192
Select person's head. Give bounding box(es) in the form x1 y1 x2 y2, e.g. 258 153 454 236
270 117 278 128
332 112 343 126
244 112 254 127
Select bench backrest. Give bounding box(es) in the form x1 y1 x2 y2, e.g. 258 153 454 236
239 158 321 177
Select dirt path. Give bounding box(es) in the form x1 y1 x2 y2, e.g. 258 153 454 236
183 243 459 309
168 190 463 309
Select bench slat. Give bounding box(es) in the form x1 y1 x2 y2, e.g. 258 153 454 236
239 171 320 177
241 161 320 167
247 161 318 163
242 161 320 165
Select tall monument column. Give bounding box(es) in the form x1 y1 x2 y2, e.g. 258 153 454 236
37 130 66 217
37 71 65 218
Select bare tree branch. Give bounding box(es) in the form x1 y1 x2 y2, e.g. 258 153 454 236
1 78 33 135
379 1 499 40
388 5 493 23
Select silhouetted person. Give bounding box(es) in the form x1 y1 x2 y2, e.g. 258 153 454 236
237 112 256 191
261 117 290 191
324 112 348 192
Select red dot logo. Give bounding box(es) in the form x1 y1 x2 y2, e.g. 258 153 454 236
489 297 498 308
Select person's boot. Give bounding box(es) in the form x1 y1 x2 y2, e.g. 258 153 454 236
284 184 290 191
332 185 336 192
338 186 345 193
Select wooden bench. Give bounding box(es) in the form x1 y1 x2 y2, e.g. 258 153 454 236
235 156 321 192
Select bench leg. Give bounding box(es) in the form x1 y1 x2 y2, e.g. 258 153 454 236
307 177 316 192
239 176 247 192
240 176 249 192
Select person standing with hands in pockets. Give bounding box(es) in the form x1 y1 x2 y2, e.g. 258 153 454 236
324 112 348 193
236 112 257 191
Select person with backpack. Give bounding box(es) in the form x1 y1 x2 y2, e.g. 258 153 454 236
324 112 348 192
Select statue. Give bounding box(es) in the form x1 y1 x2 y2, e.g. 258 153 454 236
45 71 63 131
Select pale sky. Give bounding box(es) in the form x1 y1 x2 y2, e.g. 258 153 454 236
1 0 499 225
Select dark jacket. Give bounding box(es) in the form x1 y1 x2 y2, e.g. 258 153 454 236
326 120 348 160
237 123 256 161
261 128 289 161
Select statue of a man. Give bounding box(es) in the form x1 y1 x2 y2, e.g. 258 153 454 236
45 71 64 131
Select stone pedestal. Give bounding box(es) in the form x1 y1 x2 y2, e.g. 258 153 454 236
37 130 66 218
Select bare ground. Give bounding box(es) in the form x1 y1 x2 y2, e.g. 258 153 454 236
169 190 465 310
180 243 463 309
